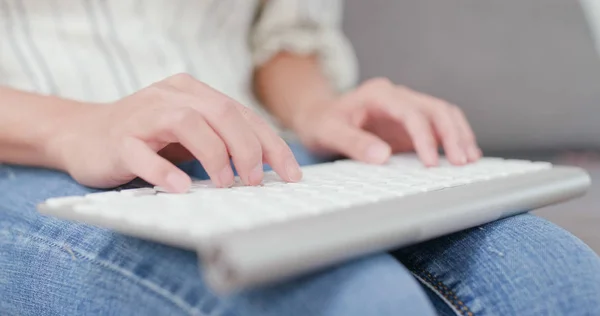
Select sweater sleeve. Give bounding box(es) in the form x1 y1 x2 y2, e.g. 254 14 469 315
250 0 359 92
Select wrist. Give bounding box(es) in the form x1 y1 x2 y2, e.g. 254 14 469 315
288 95 336 133
253 52 340 134
0 87 97 170
41 98 93 171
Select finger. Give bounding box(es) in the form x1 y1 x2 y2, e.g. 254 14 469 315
394 109 440 167
149 82 264 186
449 108 481 162
405 91 470 165
318 119 391 164
137 106 234 188
201 101 263 186
427 106 468 165
145 83 263 185
120 137 191 193
169 110 234 188
236 105 303 182
355 84 439 166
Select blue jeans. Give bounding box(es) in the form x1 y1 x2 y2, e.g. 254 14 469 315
1 143 600 316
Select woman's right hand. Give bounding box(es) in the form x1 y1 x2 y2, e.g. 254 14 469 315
49 73 303 193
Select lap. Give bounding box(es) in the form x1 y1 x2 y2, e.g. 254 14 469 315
0 159 436 316
2 147 600 315
395 213 600 315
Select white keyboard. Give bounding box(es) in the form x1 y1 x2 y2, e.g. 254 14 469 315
38 154 591 293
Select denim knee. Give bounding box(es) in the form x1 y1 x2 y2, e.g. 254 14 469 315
395 213 600 316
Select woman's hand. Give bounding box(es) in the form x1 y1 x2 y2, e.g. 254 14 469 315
49 73 303 193
292 78 481 166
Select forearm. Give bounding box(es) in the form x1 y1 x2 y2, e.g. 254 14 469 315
253 52 338 130
0 87 85 169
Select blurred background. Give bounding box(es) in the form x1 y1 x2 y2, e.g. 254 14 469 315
342 0 600 253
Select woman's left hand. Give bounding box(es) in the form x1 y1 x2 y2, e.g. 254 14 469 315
292 78 482 166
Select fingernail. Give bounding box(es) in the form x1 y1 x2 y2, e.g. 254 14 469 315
166 172 190 193
366 143 391 164
423 151 439 167
219 166 234 188
467 146 480 161
285 158 303 182
450 143 466 164
248 163 263 185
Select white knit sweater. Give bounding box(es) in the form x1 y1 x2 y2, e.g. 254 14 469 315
0 0 358 131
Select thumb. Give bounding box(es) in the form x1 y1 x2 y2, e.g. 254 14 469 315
318 120 391 164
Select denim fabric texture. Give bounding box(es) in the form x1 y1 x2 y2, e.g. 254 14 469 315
1 143 600 315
